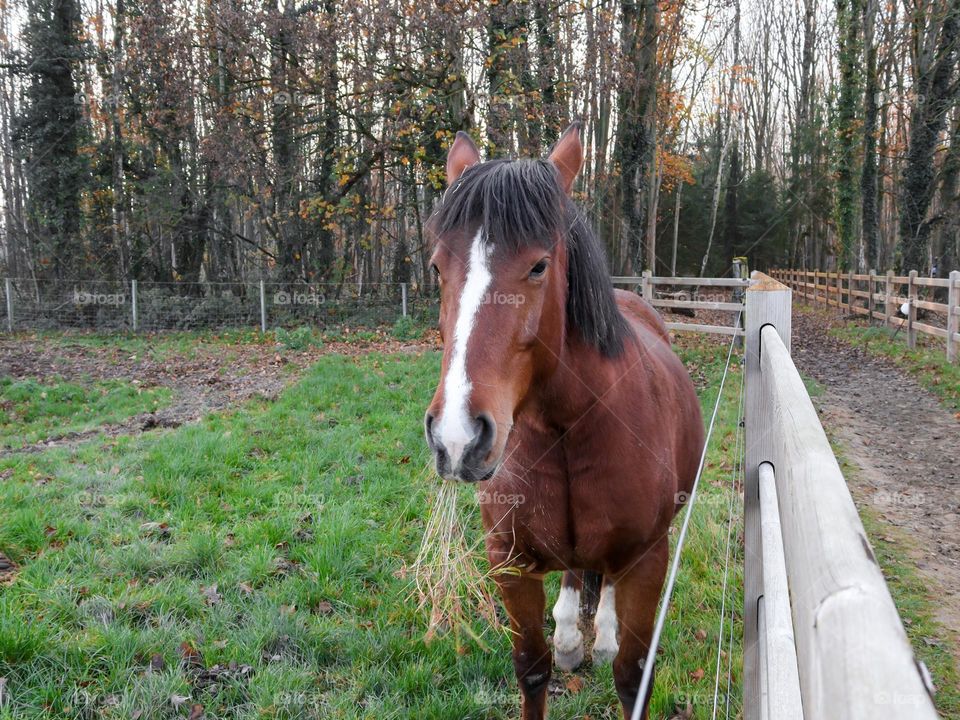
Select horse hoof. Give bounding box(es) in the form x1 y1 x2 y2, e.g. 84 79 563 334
554 642 585 672
592 642 618 665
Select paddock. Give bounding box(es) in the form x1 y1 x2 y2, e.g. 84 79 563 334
0 272 946 719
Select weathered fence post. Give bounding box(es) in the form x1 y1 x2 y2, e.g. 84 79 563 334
401 282 408 318
259 280 267 333
948 270 959 363
884 270 894 329
4 278 12 332
847 270 854 313
641 270 653 303
867 269 876 324
131 279 139 332
744 271 791 720
907 269 918 349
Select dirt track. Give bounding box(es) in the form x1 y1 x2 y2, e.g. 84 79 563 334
790 306 960 665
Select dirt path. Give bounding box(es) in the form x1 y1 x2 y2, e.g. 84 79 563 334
791 306 960 661
0 331 436 455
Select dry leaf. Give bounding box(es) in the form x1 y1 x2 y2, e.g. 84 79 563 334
564 676 584 694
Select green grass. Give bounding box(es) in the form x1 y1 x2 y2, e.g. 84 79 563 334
0 341 743 719
830 324 960 411
0 377 171 449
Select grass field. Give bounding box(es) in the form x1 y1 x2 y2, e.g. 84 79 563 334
0 333 745 719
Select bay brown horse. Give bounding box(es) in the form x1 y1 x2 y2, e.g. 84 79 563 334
423 124 704 719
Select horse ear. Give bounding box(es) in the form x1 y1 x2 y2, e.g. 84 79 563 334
548 123 583 194
446 131 481 186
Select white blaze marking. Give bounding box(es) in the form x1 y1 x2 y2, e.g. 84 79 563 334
593 583 619 659
436 228 493 470
552 586 584 657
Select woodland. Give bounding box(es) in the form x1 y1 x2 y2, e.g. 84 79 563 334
3 0 960 289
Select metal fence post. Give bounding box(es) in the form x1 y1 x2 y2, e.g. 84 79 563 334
259 280 267 333
4 278 12 332
947 270 959 363
744 271 792 720
131 279 138 332
907 269 918 349
401 282 408 318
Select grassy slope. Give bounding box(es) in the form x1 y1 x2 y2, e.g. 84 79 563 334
0 341 743 720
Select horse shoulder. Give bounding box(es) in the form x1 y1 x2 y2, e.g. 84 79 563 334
613 289 669 342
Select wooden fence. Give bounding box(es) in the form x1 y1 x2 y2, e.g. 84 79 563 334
611 271 748 336
743 272 937 720
770 268 960 362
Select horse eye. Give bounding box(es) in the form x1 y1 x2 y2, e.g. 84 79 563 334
529 260 548 279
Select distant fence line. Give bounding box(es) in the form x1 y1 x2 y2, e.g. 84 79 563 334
1 278 437 332
770 268 960 363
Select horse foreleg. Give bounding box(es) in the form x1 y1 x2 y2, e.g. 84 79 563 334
552 570 585 671
611 538 669 720
592 576 619 664
496 572 552 720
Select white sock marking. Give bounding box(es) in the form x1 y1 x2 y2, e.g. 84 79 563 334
593 583 619 659
552 586 584 656
436 228 493 470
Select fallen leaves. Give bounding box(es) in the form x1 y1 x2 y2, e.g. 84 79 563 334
0 552 19 585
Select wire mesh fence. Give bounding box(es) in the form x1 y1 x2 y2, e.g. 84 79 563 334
1 279 439 332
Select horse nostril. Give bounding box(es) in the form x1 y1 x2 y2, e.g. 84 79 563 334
472 412 496 458
424 412 437 449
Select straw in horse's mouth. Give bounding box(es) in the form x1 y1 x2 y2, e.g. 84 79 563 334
408 471 516 648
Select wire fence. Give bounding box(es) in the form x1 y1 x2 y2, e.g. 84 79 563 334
1 279 439 332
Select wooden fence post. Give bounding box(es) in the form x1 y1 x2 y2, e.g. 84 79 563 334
884 270 894 329
641 270 653 303
948 270 959 363
744 271 792 720
847 270 854 313
907 270 917 349
867 269 876 324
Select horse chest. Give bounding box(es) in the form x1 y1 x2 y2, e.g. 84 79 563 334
480 416 670 572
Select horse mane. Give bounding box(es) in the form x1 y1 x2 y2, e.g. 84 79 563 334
431 158 630 357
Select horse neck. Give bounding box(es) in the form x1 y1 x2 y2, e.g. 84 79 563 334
535 331 619 429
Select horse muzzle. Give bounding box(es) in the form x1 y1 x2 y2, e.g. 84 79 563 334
424 411 499 482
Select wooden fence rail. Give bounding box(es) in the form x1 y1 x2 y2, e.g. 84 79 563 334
611 271 748 337
770 268 960 363
744 272 937 720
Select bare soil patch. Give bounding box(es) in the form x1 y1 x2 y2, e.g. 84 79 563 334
791 306 960 664
0 330 437 454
